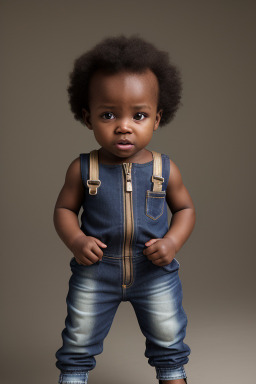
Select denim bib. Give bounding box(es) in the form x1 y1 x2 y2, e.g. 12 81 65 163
80 149 172 286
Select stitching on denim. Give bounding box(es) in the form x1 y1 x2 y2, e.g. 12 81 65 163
147 196 165 198
146 191 166 196
59 372 88 384
160 376 186 380
60 382 86 384
102 255 122 259
157 367 185 373
126 178 134 288
157 367 184 372
61 373 87 375
145 189 166 220
60 373 88 377
123 253 134 288
146 197 165 220
121 163 135 289
157 366 186 380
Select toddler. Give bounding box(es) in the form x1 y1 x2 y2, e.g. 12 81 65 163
54 35 196 384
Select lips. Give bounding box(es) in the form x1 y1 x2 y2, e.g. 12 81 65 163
115 140 134 151
117 139 133 145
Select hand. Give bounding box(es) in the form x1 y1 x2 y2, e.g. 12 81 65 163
70 234 107 265
143 237 176 267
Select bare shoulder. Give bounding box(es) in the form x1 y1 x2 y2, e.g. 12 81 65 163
166 158 184 190
54 156 84 212
64 156 83 187
166 157 194 213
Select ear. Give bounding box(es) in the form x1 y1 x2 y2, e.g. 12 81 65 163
153 109 163 131
82 108 93 130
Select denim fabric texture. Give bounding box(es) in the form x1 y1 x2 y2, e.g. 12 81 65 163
55 152 190 383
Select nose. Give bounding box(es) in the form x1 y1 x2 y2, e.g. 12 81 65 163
115 118 132 134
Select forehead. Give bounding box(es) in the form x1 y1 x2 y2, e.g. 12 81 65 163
88 69 159 107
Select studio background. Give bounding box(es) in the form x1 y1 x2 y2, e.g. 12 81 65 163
1 1 255 384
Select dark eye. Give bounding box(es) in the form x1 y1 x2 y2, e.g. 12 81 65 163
134 113 146 121
102 112 115 120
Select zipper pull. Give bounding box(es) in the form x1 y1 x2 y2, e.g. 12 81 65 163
123 163 133 192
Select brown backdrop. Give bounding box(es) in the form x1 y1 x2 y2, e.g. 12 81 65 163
1 1 255 383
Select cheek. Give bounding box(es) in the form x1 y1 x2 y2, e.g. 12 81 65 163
93 125 111 142
140 127 154 142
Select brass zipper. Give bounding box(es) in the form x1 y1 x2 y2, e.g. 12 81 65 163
122 163 134 288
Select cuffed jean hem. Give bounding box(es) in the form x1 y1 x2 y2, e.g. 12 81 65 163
58 371 89 384
156 365 187 380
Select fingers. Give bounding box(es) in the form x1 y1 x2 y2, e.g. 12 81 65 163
146 251 162 263
143 240 159 256
94 237 108 249
152 257 169 266
76 236 107 265
146 251 170 266
143 243 161 263
75 251 99 265
143 239 173 266
90 240 106 260
83 249 101 265
145 238 159 246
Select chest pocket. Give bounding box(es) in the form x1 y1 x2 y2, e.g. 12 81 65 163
145 151 166 220
146 190 166 220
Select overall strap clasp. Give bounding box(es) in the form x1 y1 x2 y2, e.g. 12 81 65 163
87 149 163 194
87 150 101 195
151 151 164 192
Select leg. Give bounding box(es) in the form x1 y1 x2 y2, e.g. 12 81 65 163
56 258 121 383
130 263 190 382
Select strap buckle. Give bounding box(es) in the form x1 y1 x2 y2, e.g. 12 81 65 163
151 175 164 184
87 179 101 195
151 175 164 192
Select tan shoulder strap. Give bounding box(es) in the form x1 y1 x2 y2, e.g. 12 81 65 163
87 150 101 195
87 149 163 194
151 151 164 192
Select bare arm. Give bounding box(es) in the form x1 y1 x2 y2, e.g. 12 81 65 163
143 158 196 266
163 158 196 253
53 157 107 264
53 157 85 250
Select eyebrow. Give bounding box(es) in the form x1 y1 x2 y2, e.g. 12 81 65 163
133 105 152 110
96 104 152 110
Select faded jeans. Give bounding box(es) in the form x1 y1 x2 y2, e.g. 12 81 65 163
55 253 190 383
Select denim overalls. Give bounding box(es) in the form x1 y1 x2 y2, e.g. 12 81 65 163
55 149 190 383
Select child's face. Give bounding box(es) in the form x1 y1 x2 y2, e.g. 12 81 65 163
82 69 162 162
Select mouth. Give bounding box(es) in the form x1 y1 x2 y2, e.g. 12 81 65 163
115 140 134 150
117 139 133 145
